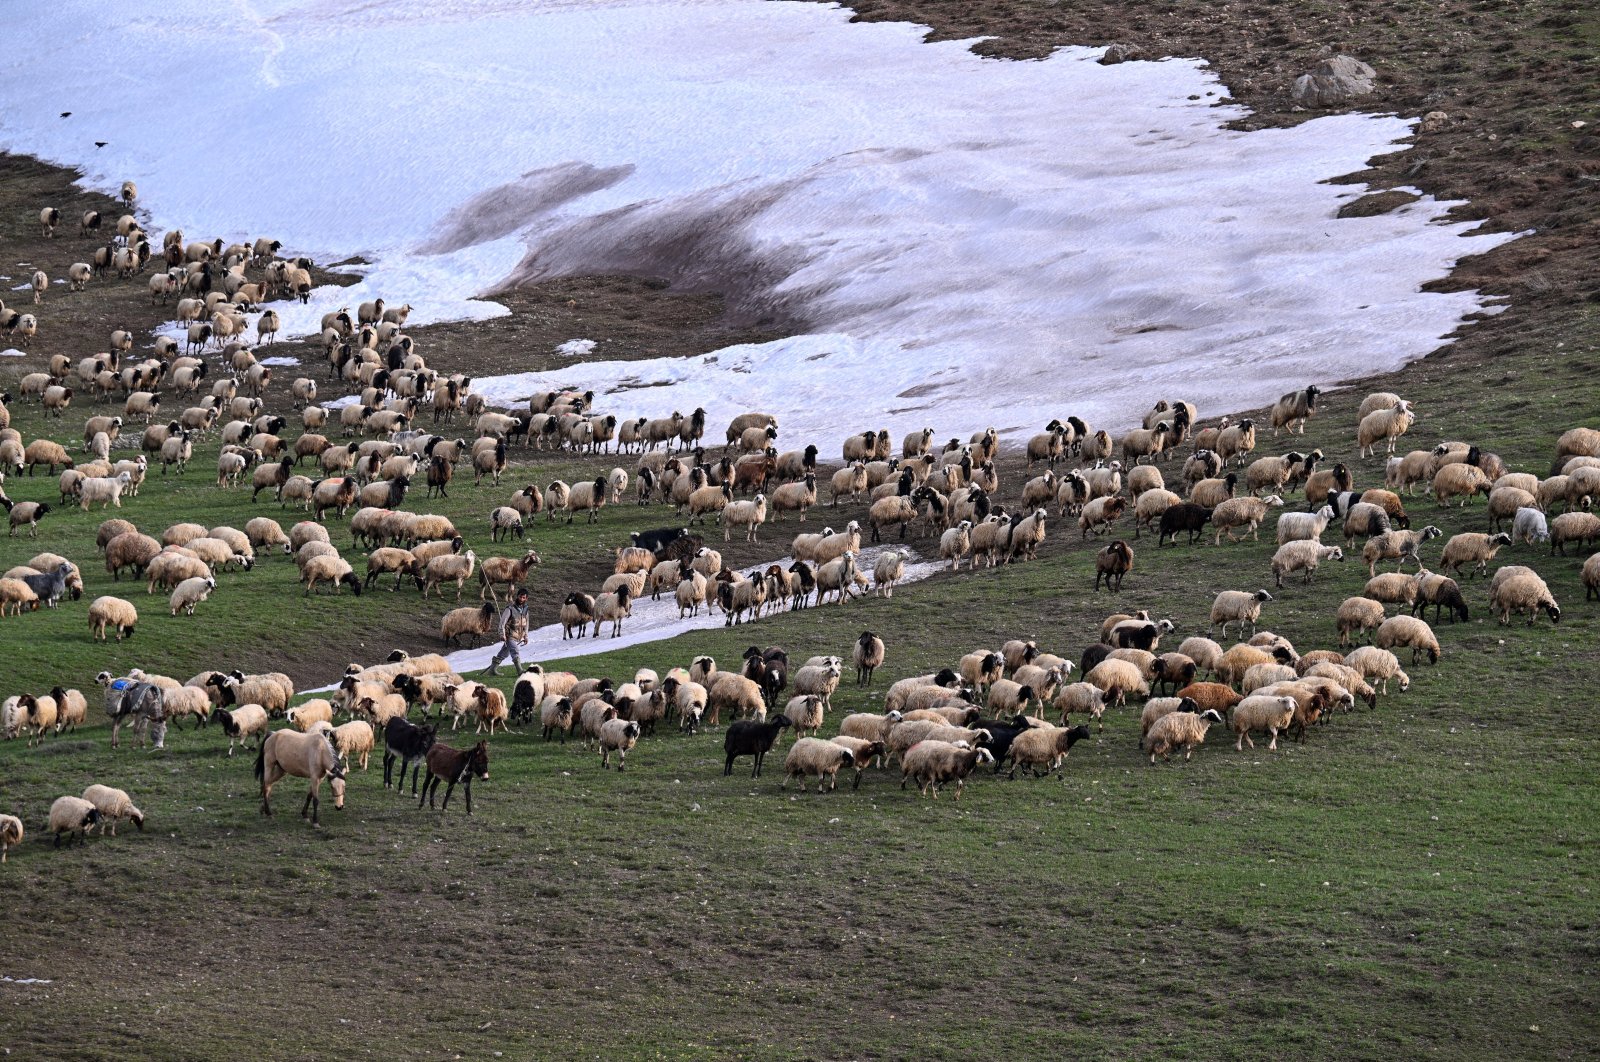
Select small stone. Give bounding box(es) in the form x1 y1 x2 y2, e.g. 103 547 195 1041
1098 43 1139 65
1419 110 1450 133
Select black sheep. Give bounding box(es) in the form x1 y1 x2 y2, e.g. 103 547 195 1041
1158 503 1213 546
723 715 793 778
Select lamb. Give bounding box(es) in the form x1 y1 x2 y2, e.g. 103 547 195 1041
1357 404 1416 458
1374 614 1442 664
0 814 21 862
723 494 769 543
1270 541 1344 587
473 685 510 735
1209 589 1273 638
899 741 995 800
48 796 101 847
1003 723 1091 778
1362 526 1443 576
1230 695 1298 751
1488 568 1561 626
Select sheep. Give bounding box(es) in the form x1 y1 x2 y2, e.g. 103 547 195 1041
1138 696 1197 748
74 473 132 515
1270 541 1344 588
301 553 364 596
1431 463 1494 507
838 711 904 751
1054 682 1109 732
1214 418 1257 466
1582 551 1600 602
1373 614 1442 665
1275 505 1335 547
592 585 633 638
1002 723 1092 778
81 784 146 837
766 696 823 742
1121 422 1171 465
324 720 374 770
1209 589 1272 638
814 551 859 606
0 814 21 862
1488 569 1561 626
287 699 336 732
1341 646 1411 695
1362 526 1443 576
1363 571 1419 609
1331 595 1387 648
1340 502 1392 546
1082 659 1148 707
1270 385 1320 435
49 796 101 847
1357 404 1416 458
1409 571 1469 625
423 550 477 600
1078 496 1126 539
596 718 641 770
722 714 793 776
851 630 886 687
168 575 216 616
899 741 995 800
1550 512 1600 555
791 661 844 714
1142 707 1224 764
1509 506 1549 548
23 438 74 475
718 493 769 543
1230 695 1298 751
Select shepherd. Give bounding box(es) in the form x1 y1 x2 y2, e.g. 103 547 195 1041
483 586 530 676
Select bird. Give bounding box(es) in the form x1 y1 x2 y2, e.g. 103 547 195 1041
59 111 71 118
94 141 107 148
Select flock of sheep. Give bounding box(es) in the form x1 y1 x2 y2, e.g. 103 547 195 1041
2 189 1598 849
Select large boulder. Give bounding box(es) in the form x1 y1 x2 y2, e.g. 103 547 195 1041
1291 55 1377 108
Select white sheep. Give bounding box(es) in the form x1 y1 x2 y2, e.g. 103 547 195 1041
1512 507 1549 546
1488 568 1560 626
82 784 145 836
169 575 216 616
1209 589 1273 638
48 796 101 846
1270 541 1344 587
1231 695 1298 751
1275 505 1336 545
1357 404 1416 458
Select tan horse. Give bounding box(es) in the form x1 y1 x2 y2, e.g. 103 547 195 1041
256 727 346 827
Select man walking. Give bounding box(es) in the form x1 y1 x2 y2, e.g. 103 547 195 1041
484 587 531 676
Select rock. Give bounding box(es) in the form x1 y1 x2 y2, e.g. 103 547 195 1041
1098 43 1139 65
1419 111 1450 134
1336 190 1422 219
1291 55 1377 108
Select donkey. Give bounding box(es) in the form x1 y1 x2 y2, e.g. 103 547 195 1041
419 741 489 815
100 674 167 749
383 716 436 794
256 727 345 827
